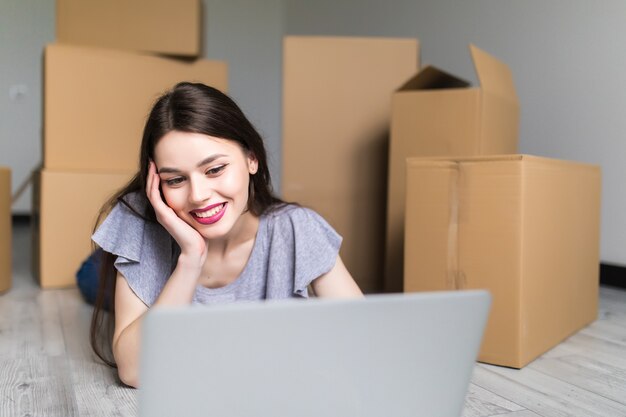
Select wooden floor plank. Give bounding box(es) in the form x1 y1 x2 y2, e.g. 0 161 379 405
530 354 626 406
598 309 626 329
600 286 626 306
0 354 78 417
489 410 543 417
462 382 526 417
69 359 138 417
580 318 626 345
56 288 98 362
0 287 46 358
37 289 67 357
473 363 626 417
543 331 626 368
55 288 139 416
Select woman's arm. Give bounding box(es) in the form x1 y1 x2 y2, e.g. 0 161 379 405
111 273 147 388
310 255 363 298
112 254 203 388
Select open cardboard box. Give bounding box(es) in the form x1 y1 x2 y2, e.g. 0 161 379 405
385 44 520 293
404 155 601 368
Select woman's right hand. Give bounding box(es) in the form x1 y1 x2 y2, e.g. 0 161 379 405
146 161 208 267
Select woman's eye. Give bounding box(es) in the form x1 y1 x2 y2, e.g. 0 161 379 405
165 177 184 186
206 165 226 176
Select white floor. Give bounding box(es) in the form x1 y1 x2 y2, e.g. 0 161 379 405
1 220 625 417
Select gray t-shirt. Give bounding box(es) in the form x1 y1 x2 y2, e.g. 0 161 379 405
91 192 342 306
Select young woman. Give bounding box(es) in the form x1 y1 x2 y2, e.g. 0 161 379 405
90 82 363 388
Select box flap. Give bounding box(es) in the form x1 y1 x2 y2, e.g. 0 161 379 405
0 168 11 293
470 44 518 101
398 66 470 92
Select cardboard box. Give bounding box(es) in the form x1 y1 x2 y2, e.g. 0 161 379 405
385 44 520 293
0 168 11 293
56 0 201 56
282 36 419 293
44 43 228 172
404 155 601 368
32 169 134 288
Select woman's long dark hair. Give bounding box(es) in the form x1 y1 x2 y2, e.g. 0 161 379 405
90 82 284 366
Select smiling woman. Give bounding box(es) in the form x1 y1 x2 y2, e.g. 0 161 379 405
88 82 363 388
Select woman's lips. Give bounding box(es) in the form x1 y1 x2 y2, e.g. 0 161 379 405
190 202 227 225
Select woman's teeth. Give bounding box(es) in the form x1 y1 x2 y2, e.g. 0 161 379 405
194 204 224 218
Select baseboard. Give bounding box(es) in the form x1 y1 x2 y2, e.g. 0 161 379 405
600 263 626 289
12 214 31 225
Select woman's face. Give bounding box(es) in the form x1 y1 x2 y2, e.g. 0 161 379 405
153 131 258 241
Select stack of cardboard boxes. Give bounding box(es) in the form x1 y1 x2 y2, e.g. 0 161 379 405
387 45 601 368
0 168 10 293
33 0 228 288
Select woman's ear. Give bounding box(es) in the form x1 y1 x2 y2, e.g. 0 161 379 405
248 153 258 175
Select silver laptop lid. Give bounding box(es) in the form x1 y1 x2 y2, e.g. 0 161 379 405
139 290 490 417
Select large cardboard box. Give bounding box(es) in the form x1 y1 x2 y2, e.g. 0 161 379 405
404 155 601 368
32 169 134 288
0 168 11 293
56 0 201 56
282 36 419 293
385 44 520 293
44 43 228 172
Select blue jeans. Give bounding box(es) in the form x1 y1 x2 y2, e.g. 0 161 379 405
76 248 111 310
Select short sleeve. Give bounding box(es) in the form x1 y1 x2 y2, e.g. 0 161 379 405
267 206 342 297
91 192 174 306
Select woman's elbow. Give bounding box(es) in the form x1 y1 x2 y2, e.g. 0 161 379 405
117 364 139 388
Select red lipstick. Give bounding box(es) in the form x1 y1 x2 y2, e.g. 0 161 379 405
190 202 227 225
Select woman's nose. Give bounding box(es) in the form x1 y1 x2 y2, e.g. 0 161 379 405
188 176 211 204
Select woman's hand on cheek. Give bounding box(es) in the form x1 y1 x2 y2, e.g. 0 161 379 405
146 161 207 266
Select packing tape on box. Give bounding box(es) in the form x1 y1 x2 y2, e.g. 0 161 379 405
447 165 459 290
447 164 468 291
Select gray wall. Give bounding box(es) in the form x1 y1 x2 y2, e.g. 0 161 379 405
0 0 55 213
285 0 626 266
203 0 284 193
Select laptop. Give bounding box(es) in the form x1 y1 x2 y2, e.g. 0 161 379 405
138 290 491 417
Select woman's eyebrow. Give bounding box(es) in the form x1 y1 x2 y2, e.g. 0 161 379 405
158 154 228 174
196 154 227 167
